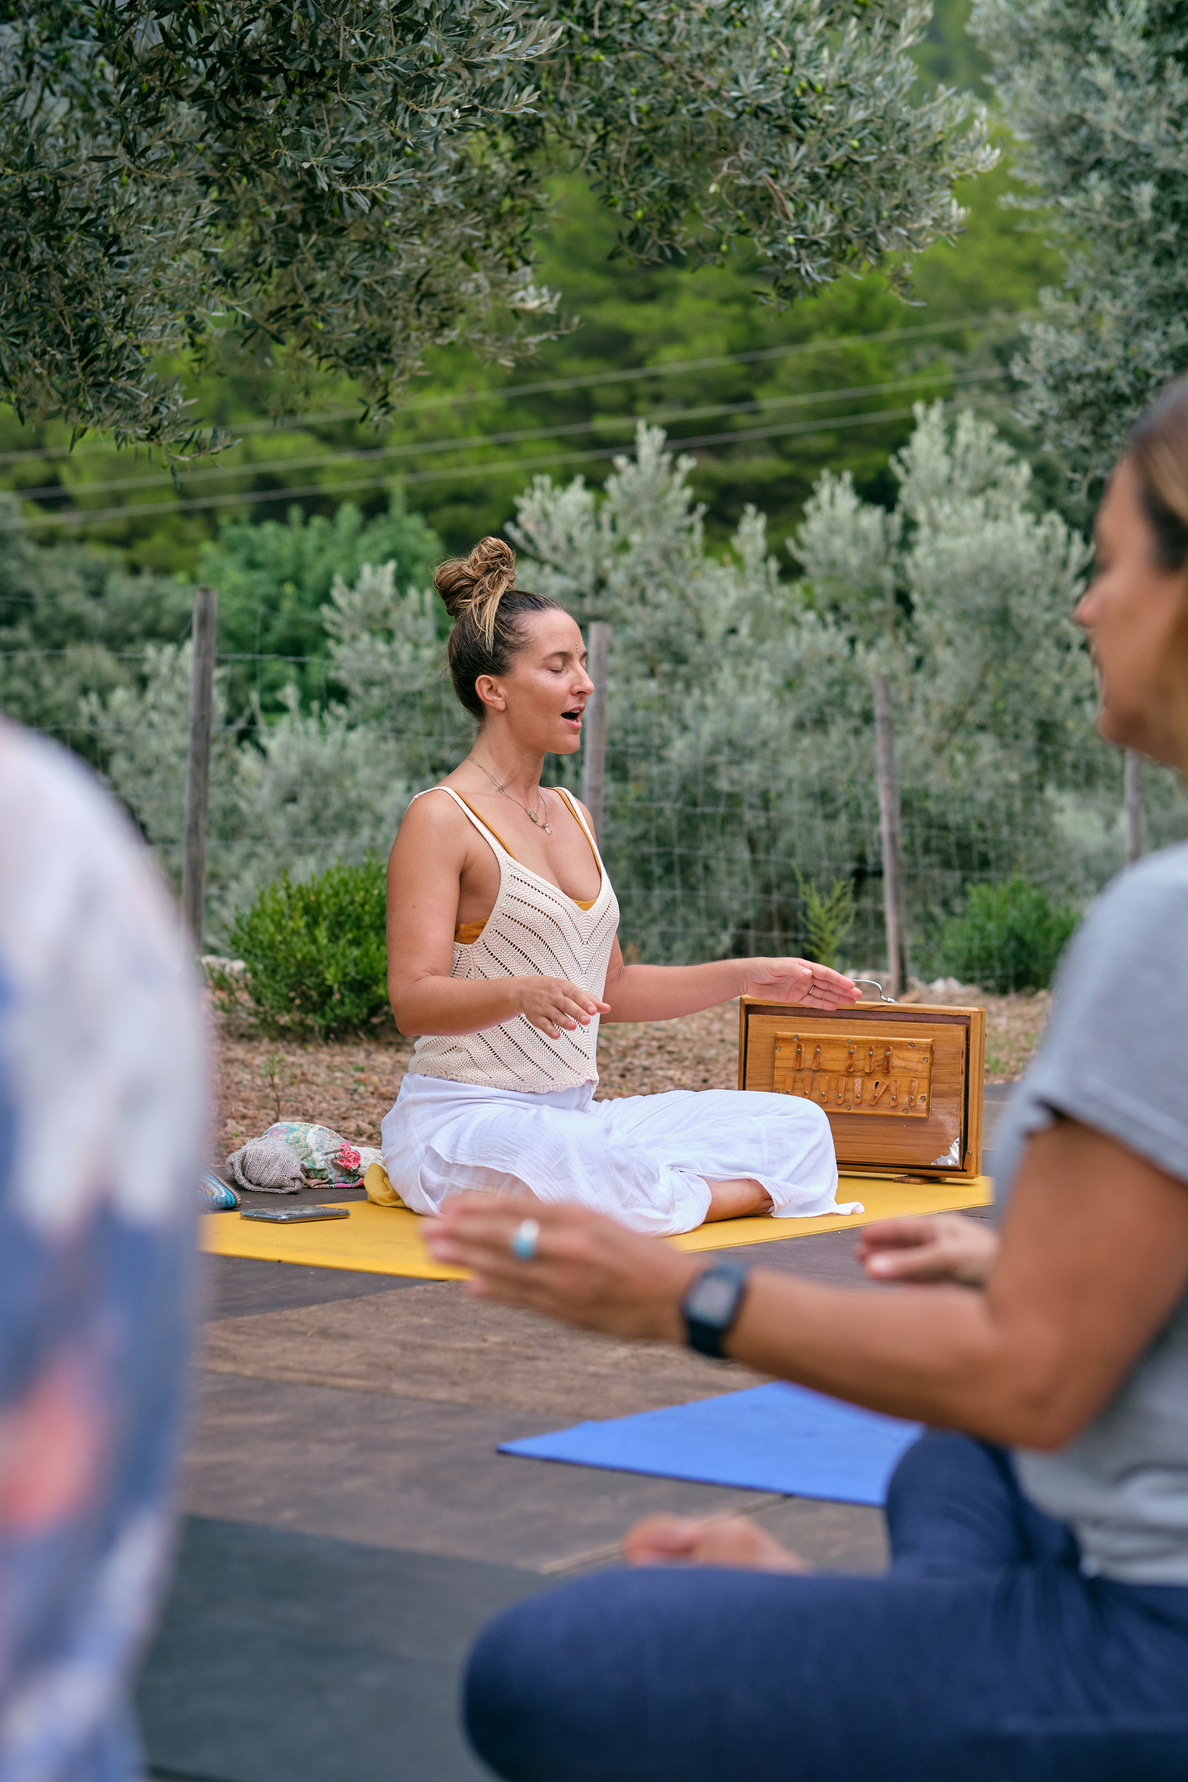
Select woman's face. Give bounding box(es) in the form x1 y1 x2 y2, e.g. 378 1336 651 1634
476 608 595 756
1077 458 1188 769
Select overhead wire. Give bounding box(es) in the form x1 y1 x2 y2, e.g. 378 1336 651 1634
1 388 1016 532
212 306 1038 426
7 364 1009 505
0 306 1037 467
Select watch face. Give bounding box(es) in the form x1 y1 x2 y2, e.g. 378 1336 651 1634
689 1273 741 1324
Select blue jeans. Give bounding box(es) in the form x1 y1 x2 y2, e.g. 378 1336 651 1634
465 1432 1188 1780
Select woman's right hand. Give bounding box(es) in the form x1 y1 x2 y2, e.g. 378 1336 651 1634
514 976 610 1038
857 1213 999 1287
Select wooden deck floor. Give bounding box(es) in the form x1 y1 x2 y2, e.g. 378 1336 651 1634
143 1087 1012 1781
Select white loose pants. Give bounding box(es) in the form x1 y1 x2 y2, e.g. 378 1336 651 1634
381 1074 858 1237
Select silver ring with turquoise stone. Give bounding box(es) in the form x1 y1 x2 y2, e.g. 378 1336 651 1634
510 1217 541 1261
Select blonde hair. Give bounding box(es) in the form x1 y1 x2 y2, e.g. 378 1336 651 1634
433 536 561 720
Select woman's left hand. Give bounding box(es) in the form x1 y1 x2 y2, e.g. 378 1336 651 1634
425 1194 700 1339
739 957 861 1008
857 1214 999 1287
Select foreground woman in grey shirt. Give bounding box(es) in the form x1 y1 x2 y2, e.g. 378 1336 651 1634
431 376 1188 1782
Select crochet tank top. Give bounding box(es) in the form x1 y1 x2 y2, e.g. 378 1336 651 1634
407 784 620 1093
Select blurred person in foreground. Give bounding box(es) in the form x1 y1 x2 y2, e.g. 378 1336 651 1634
0 722 203 1780
429 377 1188 1782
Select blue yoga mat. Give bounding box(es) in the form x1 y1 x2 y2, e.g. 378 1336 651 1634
500 1383 921 1507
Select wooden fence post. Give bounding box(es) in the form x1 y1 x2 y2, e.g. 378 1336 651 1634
581 621 611 840
873 671 908 997
1124 747 1143 866
182 585 218 947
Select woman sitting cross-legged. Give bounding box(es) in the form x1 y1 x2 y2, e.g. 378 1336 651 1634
426 380 1188 1781
381 535 859 1236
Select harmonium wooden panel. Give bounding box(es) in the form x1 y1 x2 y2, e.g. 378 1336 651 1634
738 997 986 1180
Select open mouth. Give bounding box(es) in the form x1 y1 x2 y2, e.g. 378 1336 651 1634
562 708 583 724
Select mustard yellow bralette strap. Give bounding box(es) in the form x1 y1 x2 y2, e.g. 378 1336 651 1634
552 786 601 873
445 789 518 861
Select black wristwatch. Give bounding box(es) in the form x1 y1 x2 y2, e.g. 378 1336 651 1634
681 1263 751 1359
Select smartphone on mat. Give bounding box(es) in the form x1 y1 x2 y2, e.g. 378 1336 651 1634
240 1206 351 1224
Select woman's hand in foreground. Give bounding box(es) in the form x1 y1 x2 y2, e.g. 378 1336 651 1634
515 976 610 1039
857 1214 999 1287
425 1195 698 1340
431 1122 1188 1451
624 1513 810 1573
739 957 861 1010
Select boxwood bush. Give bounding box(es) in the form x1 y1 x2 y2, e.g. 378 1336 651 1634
938 875 1078 994
228 859 388 1036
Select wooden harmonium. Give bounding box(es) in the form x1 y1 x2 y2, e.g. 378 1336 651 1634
738 997 986 1180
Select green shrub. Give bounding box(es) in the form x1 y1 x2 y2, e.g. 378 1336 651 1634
228 859 388 1036
938 876 1078 994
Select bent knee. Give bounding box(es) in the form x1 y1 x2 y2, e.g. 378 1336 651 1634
465 1599 566 1780
757 1086 830 1129
806 1098 832 1138
782 1093 833 1151
464 1578 658 1780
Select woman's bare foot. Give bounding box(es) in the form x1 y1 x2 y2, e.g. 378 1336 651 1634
703 1177 773 1222
624 1513 811 1572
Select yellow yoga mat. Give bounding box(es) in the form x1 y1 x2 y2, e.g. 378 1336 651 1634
200 1174 993 1283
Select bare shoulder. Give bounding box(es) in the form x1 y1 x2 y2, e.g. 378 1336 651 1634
390 787 471 866
399 786 466 835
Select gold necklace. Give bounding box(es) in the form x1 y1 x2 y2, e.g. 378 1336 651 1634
471 755 552 833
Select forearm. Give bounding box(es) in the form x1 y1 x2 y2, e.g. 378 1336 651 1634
723 1271 1066 1449
391 973 521 1037
430 1201 1064 1445
428 1122 1188 1458
602 959 745 1023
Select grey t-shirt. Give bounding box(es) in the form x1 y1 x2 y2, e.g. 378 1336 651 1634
995 840 1188 1582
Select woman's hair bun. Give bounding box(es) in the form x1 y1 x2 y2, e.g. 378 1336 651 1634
434 536 517 643
436 533 561 721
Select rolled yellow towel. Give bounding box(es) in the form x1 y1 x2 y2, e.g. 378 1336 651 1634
363 1160 407 1209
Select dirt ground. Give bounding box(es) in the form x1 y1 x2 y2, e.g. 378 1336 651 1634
212 991 1050 1161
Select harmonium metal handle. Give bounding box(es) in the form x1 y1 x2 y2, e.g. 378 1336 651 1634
851 977 897 1004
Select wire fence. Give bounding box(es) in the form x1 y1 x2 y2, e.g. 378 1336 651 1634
9 359 1186 992
19 632 1187 988
586 710 1186 979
